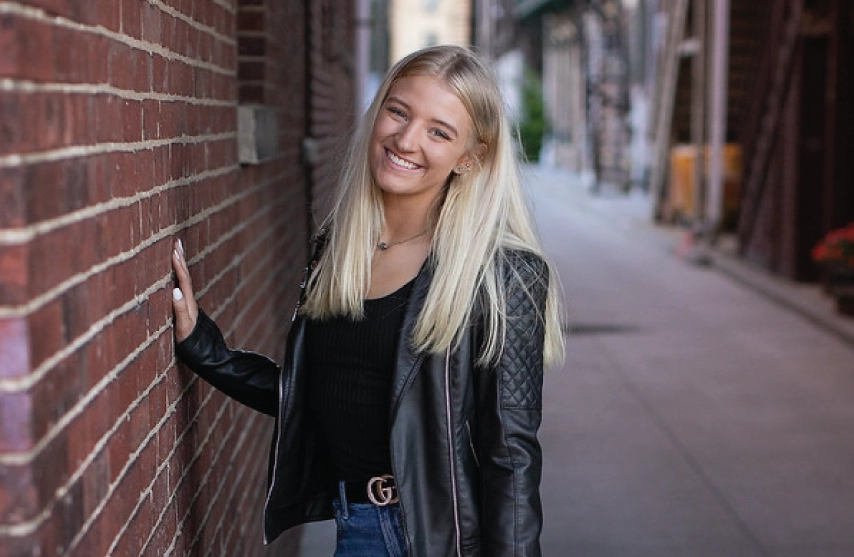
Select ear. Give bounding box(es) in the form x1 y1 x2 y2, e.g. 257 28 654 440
453 143 487 175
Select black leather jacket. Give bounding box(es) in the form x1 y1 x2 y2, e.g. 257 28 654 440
176 249 548 556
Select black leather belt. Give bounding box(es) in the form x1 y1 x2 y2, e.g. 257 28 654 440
343 474 398 506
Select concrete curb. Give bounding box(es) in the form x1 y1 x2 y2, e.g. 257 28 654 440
707 247 854 348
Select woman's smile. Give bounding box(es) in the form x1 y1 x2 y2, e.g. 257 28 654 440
385 148 421 170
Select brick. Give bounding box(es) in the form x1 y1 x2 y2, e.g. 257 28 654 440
186 27 201 61
160 14 177 56
24 0 71 15
81 450 109 518
237 36 265 57
25 299 63 373
198 32 213 64
11 93 71 154
27 222 91 298
96 203 138 255
0 391 33 457
0 165 24 229
239 83 263 104
0 15 20 77
30 349 86 435
0 244 28 307
51 25 91 83
66 390 111 472
120 0 143 39
106 409 132 486
27 428 67 518
129 394 153 451
0 91 23 156
151 55 170 95
0 14 55 81
141 99 161 140
141 2 163 43
0 317 30 380
0 463 36 526
24 157 85 222
154 413 176 467
71 0 121 32
93 95 126 144
237 59 264 81
106 43 133 91
193 66 211 98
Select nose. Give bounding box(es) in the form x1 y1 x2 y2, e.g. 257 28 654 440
394 122 417 152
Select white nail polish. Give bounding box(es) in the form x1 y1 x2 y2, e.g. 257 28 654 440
173 288 183 300
178 239 184 255
174 249 180 260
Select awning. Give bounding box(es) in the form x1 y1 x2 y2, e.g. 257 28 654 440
513 0 576 19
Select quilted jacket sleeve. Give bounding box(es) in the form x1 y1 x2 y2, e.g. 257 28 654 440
176 309 280 416
475 250 547 557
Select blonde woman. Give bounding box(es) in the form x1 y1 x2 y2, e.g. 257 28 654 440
171 45 564 557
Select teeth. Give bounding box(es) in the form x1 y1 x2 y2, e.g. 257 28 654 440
387 150 418 169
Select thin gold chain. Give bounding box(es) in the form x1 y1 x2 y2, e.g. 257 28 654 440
377 228 429 251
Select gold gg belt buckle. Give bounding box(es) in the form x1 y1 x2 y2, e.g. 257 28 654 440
367 474 398 506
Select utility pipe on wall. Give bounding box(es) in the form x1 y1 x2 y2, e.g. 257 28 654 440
705 0 729 239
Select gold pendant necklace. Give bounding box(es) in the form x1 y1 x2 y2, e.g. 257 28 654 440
377 228 429 251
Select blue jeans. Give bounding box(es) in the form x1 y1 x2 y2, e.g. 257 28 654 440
333 481 407 557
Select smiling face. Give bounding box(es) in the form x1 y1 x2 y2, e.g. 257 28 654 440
369 74 476 209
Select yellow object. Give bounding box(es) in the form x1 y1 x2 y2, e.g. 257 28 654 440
668 144 742 223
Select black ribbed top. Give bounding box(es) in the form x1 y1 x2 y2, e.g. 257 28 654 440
305 279 415 483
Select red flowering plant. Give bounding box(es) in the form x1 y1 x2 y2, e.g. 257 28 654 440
812 223 854 273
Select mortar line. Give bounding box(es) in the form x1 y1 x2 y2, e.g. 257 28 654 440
0 78 235 106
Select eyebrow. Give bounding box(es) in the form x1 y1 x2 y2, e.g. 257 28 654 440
386 95 459 137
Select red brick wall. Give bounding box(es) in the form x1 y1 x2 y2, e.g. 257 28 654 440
0 1 353 556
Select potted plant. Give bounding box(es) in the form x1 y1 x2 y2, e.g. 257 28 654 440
811 223 854 316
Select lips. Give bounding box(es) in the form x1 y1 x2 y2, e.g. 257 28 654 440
385 148 420 170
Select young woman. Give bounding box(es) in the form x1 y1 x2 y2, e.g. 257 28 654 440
171 45 564 557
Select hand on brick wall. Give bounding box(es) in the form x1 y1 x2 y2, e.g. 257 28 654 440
171 239 199 342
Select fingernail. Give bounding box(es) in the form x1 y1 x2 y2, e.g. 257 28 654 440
173 287 183 301
178 239 184 255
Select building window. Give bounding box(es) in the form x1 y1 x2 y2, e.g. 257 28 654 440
422 0 439 12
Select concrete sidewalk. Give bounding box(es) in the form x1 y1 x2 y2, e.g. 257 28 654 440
529 165 854 556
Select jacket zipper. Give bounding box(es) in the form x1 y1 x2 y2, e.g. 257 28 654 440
444 347 462 557
390 353 425 557
465 420 480 468
262 357 287 544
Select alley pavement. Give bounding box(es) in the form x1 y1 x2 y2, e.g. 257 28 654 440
531 166 854 557
298 166 854 557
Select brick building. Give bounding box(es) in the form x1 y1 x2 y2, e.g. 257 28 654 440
0 1 354 556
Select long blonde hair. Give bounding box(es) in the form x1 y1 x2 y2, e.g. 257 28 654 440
301 45 564 367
